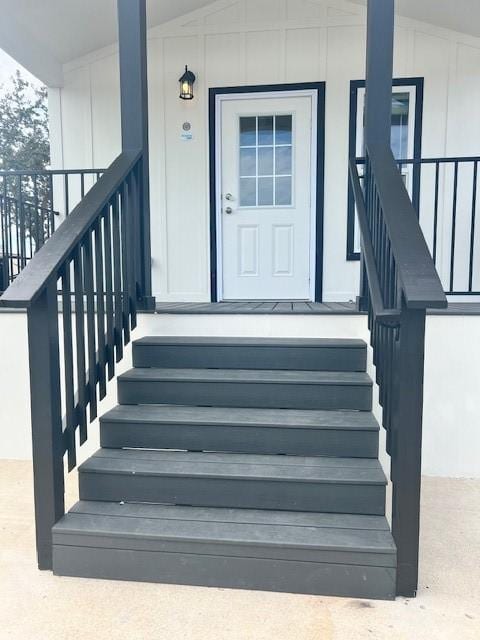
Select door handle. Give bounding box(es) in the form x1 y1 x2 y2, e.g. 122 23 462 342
224 206 233 214
225 193 234 201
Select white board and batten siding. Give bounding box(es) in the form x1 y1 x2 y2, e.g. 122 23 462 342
48 0 480 302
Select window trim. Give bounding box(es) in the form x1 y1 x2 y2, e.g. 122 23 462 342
346 77 424 261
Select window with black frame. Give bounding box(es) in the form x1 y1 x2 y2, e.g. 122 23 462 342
346 78 424 260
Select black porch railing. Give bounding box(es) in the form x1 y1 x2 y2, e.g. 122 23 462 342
0 150 145 569
398 156 480 296
0 169 104 290
350 142 447 596
354 155 480 296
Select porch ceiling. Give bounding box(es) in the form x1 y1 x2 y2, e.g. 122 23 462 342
0 0 213 86
351 0 480 39
1 0 480 87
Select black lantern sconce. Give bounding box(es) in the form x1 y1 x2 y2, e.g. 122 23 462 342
179 65 195 100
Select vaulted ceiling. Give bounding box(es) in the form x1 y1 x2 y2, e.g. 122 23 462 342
1 0 480 87
350 0 480 38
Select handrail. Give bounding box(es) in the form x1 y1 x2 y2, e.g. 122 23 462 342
0 148 145 570
0 151 140 308
365 143 446 310
357 155 480 165
0 168 105 176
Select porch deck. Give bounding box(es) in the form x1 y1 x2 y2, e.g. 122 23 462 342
155 301 359 314
155 301 480 315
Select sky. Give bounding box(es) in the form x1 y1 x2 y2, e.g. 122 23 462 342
0 47 41 92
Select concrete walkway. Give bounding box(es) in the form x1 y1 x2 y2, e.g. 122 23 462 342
0 460 478 640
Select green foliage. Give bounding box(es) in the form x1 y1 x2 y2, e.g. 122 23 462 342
0 70 49 171
0 71 51 248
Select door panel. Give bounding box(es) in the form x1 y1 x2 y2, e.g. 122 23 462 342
218 94 316 301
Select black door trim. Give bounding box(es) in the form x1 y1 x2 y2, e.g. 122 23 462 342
208 82 326 302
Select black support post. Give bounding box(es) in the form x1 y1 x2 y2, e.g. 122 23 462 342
364 0 425 598
364 0 394 148
117 0 154 310
27 280 65 569
391 307 426 596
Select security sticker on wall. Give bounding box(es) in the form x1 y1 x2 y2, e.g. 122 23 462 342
181 121 193 141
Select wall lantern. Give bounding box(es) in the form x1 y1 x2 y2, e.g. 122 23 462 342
179 65 195 100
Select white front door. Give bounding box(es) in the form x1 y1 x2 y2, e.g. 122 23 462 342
217 92 317 300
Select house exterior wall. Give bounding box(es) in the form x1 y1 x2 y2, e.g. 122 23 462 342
48 0 480 302
1 309 479 478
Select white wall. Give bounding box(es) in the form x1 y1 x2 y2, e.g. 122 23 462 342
1 310 479 478
48 0 480 302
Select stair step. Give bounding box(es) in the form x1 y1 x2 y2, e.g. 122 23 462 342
132 336 367 372
117 368 373 411
52 501 396 599
78 449 387 515
100 405 379 458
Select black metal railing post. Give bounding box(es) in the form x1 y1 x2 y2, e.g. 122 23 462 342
391 305 426 597
27 279 64 570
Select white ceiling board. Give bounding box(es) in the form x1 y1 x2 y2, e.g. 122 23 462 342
350 0 480 39
0 0 214 84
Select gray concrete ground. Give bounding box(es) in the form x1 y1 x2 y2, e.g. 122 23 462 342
0 460 479 640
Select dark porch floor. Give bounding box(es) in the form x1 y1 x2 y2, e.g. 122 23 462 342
155 301 480 315
155 301 359 314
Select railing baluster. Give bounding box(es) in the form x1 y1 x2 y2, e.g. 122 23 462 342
94 219 107 399
48 174 55 236
126 170 138 326
6 185 14 281
73 245 87 442
468 161 478 292
103 204 115 379
112 191 124 361
83 232 97 421
64 173 70 216
61 264 76 470
433 161 440 264
17 175 26 269
449 161 459 293
120 181 131 344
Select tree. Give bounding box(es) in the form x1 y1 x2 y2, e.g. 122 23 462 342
0 70 49 171
0 70 50 249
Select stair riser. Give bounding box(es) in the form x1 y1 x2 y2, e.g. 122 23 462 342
53 546 395 599
79 473 386 515
100 421 379 458
132 344 367 372
117 380 372 411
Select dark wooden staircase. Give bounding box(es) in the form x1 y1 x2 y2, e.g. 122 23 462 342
52 337 396 599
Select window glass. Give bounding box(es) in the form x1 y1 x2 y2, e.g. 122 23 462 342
239 115 293 207
239 177 256 207
390 93 409 160
240 117 256 146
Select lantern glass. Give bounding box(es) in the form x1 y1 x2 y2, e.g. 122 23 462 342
179 65 195 100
